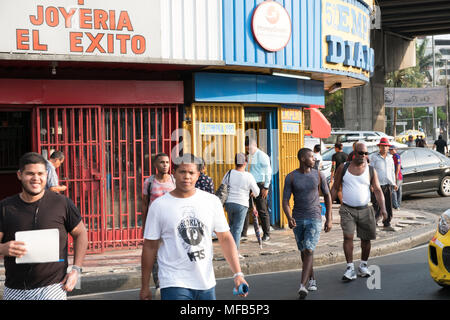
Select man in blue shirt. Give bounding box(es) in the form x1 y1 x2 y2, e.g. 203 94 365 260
46 151 67 193
242 139 272 242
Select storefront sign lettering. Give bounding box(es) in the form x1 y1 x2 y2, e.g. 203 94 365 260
326 35 374 72
281 109 301 123
2 0 153 57
199 123 236 136
322 0 373 76
282 122 299 134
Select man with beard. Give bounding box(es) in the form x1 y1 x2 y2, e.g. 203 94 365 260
331 143 387 281
283 148 332 299
0 152 88 300
140 154 248 300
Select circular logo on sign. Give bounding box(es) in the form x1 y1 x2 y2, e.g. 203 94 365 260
252 1 292 52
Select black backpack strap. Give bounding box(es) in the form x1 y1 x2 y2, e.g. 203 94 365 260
341 161 351 178
342 161 374 184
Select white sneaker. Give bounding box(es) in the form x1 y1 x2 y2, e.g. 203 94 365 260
342 266 357 281
358 264 372 278
298 284 308 299
307 279 317 291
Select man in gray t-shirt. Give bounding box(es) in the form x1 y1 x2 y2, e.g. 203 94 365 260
282 148 332 299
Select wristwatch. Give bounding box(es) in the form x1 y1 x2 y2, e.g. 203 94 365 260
67 265 83 274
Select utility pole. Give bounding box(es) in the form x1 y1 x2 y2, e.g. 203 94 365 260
446 59 450 144
432 36 439 140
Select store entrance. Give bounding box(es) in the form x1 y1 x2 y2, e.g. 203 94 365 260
244 107 280 226
0 111 32 200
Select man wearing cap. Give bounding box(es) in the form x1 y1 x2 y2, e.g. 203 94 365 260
369 137 397 228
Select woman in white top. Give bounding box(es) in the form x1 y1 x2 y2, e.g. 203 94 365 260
223 153 260 250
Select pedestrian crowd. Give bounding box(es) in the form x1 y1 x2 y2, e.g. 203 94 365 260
0 131 445 301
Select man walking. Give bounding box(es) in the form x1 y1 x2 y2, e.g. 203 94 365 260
433 135 448 156
140 154 248 300
141 152 176 298
331 143 387 281
142 153 175 230
389 146 403 210
369 137 397 228
46 150 67 193
0 152 88 300
283 148 332 299
242 139 272 242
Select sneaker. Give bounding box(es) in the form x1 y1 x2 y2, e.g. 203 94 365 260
342 266 357 281
358 264 372 278
238 254 245 260
298 284 308 299
262 234 271 242
307 279 317 291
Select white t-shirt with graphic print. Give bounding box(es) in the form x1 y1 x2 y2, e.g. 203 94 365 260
144 189 230 290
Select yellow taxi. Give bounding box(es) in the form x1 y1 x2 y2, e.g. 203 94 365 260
396 130 426 143
428 209 450 287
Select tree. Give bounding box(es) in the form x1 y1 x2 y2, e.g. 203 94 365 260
323 90 344 129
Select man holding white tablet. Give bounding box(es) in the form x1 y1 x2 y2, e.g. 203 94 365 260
0 152 88 300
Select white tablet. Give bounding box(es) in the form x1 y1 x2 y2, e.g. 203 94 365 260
15 229 60 264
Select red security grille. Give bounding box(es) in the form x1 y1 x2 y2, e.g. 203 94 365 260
37 106 105 253
36 105 179 253
103 106 178 250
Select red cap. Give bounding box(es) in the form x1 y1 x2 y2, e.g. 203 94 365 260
378 137 391 146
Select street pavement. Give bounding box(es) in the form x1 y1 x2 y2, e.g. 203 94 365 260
0 204 440 298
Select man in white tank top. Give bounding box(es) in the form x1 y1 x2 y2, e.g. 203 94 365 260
331 142 388 281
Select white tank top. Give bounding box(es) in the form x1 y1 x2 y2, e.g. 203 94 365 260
342 165 371 207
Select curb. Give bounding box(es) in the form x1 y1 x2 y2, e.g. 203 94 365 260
66 223 437 297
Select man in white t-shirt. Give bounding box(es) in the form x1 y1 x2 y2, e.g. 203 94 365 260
140 154 248 300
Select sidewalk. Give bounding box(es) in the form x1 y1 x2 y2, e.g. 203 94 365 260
0 205 439 298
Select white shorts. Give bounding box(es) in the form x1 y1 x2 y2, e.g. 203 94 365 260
3 283 67 300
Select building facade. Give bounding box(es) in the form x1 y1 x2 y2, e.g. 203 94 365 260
0 0 374 252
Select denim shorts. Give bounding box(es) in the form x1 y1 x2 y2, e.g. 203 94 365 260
293 219 322 252
161 286 216 300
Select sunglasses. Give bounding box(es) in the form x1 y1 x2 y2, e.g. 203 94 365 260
357 151 369 156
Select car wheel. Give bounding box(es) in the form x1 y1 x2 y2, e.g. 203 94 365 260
438 176 450 197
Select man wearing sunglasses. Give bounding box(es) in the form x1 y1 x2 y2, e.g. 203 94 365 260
369 137 397 229
331 142 387 281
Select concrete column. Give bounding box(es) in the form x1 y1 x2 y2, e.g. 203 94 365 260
343 31 415 132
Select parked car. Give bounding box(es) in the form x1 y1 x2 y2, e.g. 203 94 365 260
396 129 426 143
428 208 450 287
323 130 395 149
398 148 450 197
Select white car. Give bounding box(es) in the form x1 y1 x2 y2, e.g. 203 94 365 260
322 130 396 150
319 142 379 182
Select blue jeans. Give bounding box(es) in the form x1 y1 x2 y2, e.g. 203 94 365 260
293 219 322 252
161 287 216 300
224 202 248 249
392 180 402 209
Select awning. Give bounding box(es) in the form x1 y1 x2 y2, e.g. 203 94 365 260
307 107 331 139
